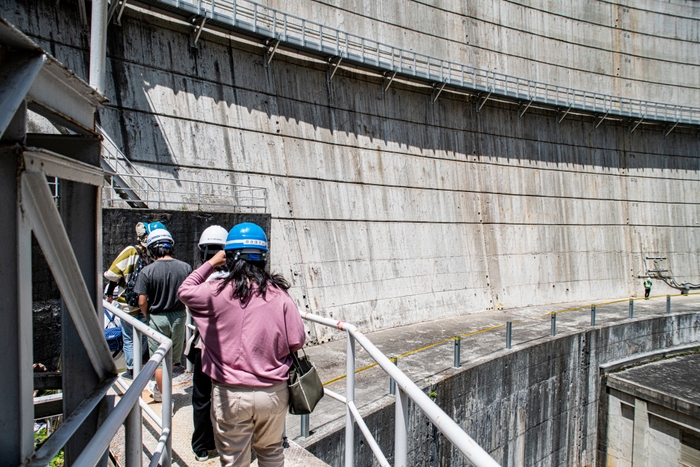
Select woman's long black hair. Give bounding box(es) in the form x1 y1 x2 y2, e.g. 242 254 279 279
216 251 290 306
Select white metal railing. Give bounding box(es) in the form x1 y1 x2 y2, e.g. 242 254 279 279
99 125 155 209
83 301 174 467
100 125 268 212
137 0 700 126
103 170 268 212
300 311 500 467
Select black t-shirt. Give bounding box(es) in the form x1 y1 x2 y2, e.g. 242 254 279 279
134 259 192 314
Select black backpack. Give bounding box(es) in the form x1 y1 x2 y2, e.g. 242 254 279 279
124 250 145 307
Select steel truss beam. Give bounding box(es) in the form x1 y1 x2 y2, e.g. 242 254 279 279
24 149 104 187
34 372 63 391
0 146 34 466
27 57 105 134
29 377 117 467
2 19 108 465
0 50 45 139
21 169 116 379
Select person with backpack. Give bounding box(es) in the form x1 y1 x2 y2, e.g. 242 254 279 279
134 228 192 403
104 221 165 379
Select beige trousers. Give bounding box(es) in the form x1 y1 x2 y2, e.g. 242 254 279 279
211 381 288 467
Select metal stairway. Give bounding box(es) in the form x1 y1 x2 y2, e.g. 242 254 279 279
99 125 150 209
98 125 268 213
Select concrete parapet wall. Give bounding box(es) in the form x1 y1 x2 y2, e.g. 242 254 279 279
303 313 700 466
7 1 700 345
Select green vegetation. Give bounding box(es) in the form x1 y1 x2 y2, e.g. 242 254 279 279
34 426 64 467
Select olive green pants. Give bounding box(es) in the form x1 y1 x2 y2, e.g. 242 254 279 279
147 310 186 366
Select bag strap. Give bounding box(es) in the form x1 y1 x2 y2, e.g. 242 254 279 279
104 308 115 323
290 348 308 368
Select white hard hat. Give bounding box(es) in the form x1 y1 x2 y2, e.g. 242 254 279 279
146 228 174 248
198 225 228 250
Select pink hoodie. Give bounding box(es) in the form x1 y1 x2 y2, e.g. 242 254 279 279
178 262 306 387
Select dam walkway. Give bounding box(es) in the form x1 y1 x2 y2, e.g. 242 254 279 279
110 292 700 466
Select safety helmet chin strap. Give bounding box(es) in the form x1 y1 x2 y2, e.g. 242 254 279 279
232 249 267 263
200 245 224 263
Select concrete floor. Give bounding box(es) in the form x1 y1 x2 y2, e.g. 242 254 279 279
110 292 700 465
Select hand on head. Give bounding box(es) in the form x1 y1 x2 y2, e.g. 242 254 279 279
208 250 227 268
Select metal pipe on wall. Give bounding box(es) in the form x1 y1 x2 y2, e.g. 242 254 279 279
89 0 108 93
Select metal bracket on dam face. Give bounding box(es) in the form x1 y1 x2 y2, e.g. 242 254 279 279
111 0 700 130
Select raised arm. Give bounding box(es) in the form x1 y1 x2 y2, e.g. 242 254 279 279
178 253 223 314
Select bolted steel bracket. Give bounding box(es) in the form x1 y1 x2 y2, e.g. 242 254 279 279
190 16 207 48
108 0 130 25
327 56 343 82
629 117 644 133
557 106 572 124
382 71 397 94
664 121 679 137
476 90 492 113
264 39 281 68
518 99 533 118
431 82 445 104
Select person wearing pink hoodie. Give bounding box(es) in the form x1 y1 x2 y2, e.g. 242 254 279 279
178 223 306 467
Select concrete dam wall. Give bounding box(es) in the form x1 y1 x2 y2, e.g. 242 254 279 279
6 0 700 345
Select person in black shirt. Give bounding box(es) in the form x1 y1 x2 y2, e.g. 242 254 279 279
134 228 192 402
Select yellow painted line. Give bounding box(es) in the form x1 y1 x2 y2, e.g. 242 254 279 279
323 362 379 386
321 293 696 386
459 323 507 338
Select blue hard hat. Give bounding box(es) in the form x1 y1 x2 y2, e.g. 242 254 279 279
146 221 166 233
224 223 268 252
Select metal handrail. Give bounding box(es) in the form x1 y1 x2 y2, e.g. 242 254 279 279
103 170 268 212
99 125 268 212
77 301 175 467
138 0 699 126
99 125 156 197
300 311 500 467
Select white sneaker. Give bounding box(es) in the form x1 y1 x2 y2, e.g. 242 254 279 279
148 381 162 402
